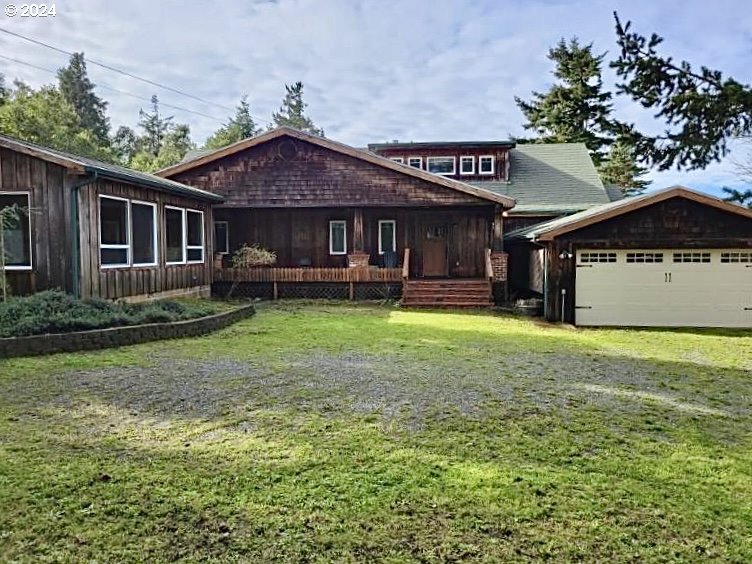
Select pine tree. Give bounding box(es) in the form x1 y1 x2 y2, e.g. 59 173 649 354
721 188 752 209
599 141 651 196
137 95 173 156
205 95 260 149
515 38 614 164
271 82 324 136
57 53 110 144
0 73 8 105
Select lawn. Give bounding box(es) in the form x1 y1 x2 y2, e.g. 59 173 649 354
1 302 751 562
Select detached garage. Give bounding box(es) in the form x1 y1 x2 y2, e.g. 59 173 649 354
506 186 752 327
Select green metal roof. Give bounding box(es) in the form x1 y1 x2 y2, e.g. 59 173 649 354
0 134 223 203
469 143 611 214
368 140 516 151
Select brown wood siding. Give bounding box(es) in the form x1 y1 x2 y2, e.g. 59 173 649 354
214 205 493 277
1 145 213 300
373 146 511 182
171 137 489 208
505 214 558 234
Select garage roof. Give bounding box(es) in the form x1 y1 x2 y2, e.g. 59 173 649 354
506 186 752 242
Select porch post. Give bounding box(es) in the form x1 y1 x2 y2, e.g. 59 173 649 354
353 208 364 252
492 206 504 252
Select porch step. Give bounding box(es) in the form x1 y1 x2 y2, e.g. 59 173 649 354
402 279 493 309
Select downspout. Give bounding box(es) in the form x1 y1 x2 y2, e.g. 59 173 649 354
69 171 98 298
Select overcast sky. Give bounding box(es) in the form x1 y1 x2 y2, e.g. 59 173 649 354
1 0 751 194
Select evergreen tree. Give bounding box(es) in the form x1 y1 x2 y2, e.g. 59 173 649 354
128 97 194 172
612 13 752 171
515 38 614 164
205 95 260 149
137 95 173 156
57 53 110 144
599 141 651 196
112 125 139 165
271 82 324 136
721 187 752 209
0 73 8 105
0 81 114 161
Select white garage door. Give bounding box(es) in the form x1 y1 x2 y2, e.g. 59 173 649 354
575 249 752 327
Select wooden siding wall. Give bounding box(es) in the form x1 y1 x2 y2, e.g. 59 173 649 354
1 147 71 295
171 137 488 208
544 198 752 323
373 146 511 182
505 214 557 234
215 206 493 277
79 179 213 300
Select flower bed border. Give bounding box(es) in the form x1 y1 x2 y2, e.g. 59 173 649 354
0 304 255 359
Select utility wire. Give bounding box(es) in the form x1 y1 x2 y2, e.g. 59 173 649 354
0 26 237 113
0 54 226 122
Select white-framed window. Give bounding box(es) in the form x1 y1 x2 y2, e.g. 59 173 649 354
460 156 475 175
329 220 347 255
426 156 456 175
165 206 186 264
0 192 32 270
390 157 404 164
131 200 157 267
214 221 229 255
580 252 616 263
408 157 422 169
99 195 130 268
186 210 205 263
378 220 396 255
479 155 495 175
627 252 664 263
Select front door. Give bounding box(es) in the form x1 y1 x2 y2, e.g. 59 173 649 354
422 225 448 277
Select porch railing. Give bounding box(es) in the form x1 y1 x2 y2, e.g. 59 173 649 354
214 266 403 283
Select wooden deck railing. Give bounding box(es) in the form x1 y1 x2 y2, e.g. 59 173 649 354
402 248 410 281
214 266 403 283
485 248 493 281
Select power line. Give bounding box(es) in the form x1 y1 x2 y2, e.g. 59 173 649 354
0 26 237 113
0 54 226 122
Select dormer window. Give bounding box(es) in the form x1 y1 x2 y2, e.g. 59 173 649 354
459 156 475 175
426 156 455 176
390 157 404 164
479 155 495 175
408 157 422 169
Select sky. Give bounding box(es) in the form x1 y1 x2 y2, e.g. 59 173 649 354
1 0 751 195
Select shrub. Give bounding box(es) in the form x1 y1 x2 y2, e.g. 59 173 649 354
232 244 277 268
0 290 220 338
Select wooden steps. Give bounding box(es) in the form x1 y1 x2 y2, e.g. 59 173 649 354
402 279 493 309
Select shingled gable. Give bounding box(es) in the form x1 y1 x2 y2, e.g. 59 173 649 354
156 127 515 208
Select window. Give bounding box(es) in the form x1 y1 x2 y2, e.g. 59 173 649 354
186 210 204 263
673 252 710 263
165 206 185 264
426 156 456 175
459 156 475 175
378 220 396 255
329 220 347 255
580 252 616 263
408 157 422 169
99 196 130 267
721 251 752 263
626 252 663 263
214 221 229 254
479 155 495 175
0 192 31 270
131 201 157 266
390 157 404 164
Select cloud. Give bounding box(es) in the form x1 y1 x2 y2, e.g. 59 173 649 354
1 0 751 191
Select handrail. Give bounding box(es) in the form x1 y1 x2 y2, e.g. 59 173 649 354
402 248 410 280
485 248 493 281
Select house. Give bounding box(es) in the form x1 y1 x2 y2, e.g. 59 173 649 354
506 187 752 327
157 127 514 307
0 134 222 301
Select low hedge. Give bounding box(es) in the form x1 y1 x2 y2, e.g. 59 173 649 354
0 291 220 338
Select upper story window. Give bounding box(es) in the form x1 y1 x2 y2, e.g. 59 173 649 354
479 155 495 175
460 156 475 175
408 157 422 169
0 192 32 270
390 157 404 164
426 156 455 176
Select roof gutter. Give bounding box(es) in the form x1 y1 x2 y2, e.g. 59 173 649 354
70 172 99 298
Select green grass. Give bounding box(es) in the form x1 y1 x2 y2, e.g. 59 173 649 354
1 301 751 562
